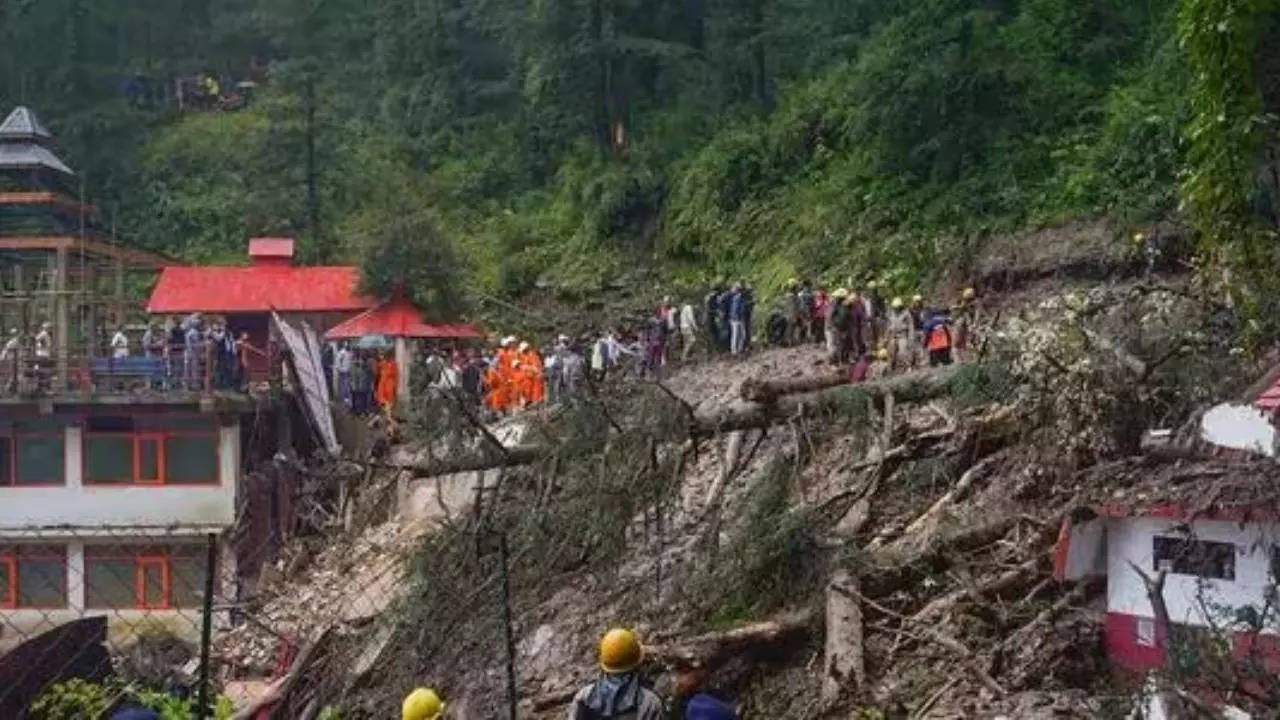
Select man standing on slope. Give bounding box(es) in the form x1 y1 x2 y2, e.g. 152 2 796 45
728 283 747 356
569 629 665 720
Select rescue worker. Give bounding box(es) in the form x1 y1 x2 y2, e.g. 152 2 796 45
376 350 400 416
887 297 917 372
869 346 891 380
569 628 664 720
679 299 698 362
922 310 954 367
908 294 926 332
518 341 545 405
811 285 828 346
865 280 886 346
828 288 849 363
953 286 979 363
703 283 723 355
403 687 445 720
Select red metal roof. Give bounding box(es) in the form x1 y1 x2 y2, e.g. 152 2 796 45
324 294 482 340
1255 377 1280 414
146 265 374 314
248 237 295 259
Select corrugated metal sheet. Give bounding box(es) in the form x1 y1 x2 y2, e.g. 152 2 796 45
146 265 373 313
324 294 482 340
275 312 340 455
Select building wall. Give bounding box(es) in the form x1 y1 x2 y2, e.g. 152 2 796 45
1106 516 1280 627
0 535 230 653
0 422 238 530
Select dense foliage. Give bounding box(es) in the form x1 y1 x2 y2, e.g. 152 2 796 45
2 0 1278 308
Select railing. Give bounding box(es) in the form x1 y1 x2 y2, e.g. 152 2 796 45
0 341 279 398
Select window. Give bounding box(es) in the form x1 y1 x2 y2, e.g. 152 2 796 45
84 415 218 486
1153 536 1236 581
0 545 68 608
1136 617 1156 647
0 420 66 486
84 545 207 609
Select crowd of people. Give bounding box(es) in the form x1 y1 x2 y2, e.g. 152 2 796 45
399 628 736 720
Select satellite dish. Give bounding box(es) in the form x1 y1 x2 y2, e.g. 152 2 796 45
1201 403 1276 457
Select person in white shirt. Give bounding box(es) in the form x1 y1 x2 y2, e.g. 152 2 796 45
111 327 130 359
334 342 353 406
679 301 698 361
34 322 52 359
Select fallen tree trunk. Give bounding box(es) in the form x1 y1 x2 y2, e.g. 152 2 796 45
740 365 963 404
648 608 814 670
401 370 973 478
822 570 865 706
861 517 1021 597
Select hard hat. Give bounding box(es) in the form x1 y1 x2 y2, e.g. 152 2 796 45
891 297 904 310
518 341 530 351
832 288 848 299
501 336 515 347
911 294 923 304
402 688 444 720
962 287 976 300
599 628 644 674
1133 232 1145 243
876 347 890 361
786 278 798 287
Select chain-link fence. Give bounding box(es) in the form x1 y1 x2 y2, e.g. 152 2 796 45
0 528 222 718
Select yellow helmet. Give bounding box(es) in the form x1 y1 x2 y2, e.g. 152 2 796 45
786 278 798 287
891 297 904 310
403 688 445 720
911 294 924 304
962 287 976 300
832 288 849 299
1133 232 1146 244
876 347 890 361
599 628 644 674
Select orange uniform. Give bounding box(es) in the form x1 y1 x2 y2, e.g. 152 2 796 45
375 356 399 412
519 350 545 405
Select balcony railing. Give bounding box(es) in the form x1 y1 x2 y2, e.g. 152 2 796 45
0 342 280 399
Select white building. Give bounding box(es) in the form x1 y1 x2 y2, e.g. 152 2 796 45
1055 486 1280 675
0 398 243 650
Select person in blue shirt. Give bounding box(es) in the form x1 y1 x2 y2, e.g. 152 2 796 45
685 693 736 720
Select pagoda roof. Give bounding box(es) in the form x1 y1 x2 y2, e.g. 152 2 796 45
0 143 74 175
324 293 482 340
0 107 52 141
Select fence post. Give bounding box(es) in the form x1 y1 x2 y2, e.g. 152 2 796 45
195 532 218 720
499 532 518 720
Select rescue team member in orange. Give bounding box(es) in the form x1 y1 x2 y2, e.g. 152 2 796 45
375 350 400 413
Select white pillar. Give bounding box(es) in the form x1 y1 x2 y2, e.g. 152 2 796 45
65 425 82 489
395 336 411 409
67 540 85 613
219 423 239 487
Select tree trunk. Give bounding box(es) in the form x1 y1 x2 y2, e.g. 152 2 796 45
822 570 864 705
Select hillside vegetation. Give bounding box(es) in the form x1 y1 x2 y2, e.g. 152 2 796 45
1 0 1278 315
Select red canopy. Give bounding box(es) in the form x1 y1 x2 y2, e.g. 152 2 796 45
324 294 482 340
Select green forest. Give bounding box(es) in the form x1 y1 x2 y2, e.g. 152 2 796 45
1 0 1277 314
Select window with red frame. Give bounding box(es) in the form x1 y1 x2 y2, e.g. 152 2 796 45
84 544 207 609
0 545 68 609
83 415 219 486
0 418 67 486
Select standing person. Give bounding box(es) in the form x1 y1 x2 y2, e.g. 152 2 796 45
234 332 261 390
679 299 698 362
811 285 828 346
703 283 722 355
519 341 545 405
660 297 678 363
797 279 815 344
1 328 19 393
644 310 668 379
461 349 484 407
334 342 353 407
546 337 566 404
349 351 370 414
110 326 130 359
847 291 868 360
866 280 886 347
183 317 204 389
887 297 917 372
953 287 980 363
375 350 399 418
561 342 585 402
922 310 954 367
828 289 849 363
141 324 159 358
716 282 732 353
166 317 184 389
568 629 664 720
742 282 756 352
728 283 746 356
